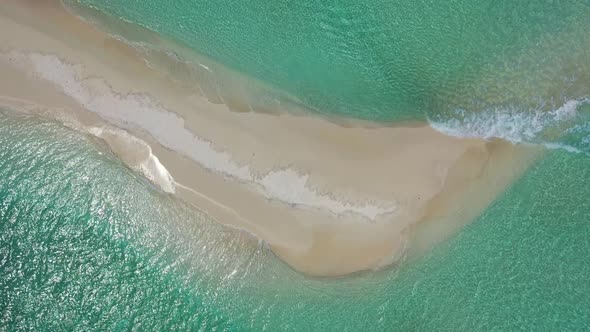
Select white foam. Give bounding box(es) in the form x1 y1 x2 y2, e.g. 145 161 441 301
259 169 395 220
88 127 176 193
198 63 212 72
25 52 253 181
14 52 396 220
543 143 582 154
429 98 588 153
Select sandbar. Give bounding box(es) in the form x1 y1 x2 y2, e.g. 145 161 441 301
0 0 540 276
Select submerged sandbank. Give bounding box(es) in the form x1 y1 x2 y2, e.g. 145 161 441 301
0 1 540 276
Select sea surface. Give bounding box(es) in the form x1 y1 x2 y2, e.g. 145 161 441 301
2 0 590 330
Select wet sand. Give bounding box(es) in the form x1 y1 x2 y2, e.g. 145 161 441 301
0 1 540 276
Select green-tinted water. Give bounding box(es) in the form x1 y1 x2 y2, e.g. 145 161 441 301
72 0 590 121
1 109 590 331
0 111 248 330
3 0 590 330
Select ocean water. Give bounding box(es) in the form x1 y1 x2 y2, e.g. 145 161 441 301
70 0 590 122
2 0 590 331
66 0 590 153
2 111 590 331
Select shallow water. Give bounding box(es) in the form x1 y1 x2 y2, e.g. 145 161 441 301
68 0 590 153
71 0 590 122
2 111 590 331
2 0 590 330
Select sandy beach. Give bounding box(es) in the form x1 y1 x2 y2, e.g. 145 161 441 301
0 1 540 276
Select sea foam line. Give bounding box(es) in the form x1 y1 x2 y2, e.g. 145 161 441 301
6 52 396 220
87 127 177 194
429 98 589 153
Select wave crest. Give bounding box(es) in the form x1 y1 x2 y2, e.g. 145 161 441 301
429 99 590 154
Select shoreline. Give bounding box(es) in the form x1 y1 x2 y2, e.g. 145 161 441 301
0 0 541 276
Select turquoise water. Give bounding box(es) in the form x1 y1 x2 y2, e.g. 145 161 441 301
72 0 590 122
2 0 590 330
2 112 590 331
